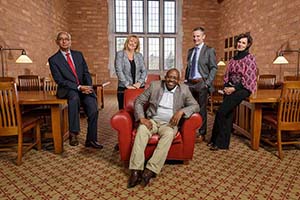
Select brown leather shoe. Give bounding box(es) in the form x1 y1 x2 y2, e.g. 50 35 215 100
69 133 79 146
128 170 142 188
141 168 156 187
195 135 205 143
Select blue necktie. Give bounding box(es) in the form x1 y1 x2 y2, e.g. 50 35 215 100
190 47 198 79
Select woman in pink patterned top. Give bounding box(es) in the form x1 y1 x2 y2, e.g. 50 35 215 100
209 33 257 150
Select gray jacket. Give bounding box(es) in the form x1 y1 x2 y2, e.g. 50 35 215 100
185 44 218 92
115 50 147 88
134 80 200 122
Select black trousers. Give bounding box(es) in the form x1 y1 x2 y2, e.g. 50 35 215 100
67 90 99 142
210 89 250 149
186 81 208 136
117 87 126 110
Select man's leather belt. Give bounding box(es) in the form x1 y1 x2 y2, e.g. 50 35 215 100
188 78 205 84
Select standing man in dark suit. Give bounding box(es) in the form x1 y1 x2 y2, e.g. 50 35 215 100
185 27 218 143
48 31 103 149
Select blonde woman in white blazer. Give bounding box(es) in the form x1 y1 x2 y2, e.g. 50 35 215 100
115 35 147 109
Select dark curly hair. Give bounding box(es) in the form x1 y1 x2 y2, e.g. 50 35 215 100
234 33 253 49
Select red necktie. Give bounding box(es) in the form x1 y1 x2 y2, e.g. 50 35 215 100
66 53 79 84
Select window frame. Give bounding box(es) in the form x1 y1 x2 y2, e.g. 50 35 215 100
108 0 183 76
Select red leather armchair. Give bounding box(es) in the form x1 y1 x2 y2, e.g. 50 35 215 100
110 88 202 164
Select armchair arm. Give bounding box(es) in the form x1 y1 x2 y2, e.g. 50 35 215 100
110 110 134 161
180 113 202 158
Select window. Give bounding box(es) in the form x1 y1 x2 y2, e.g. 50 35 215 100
109 0 182 74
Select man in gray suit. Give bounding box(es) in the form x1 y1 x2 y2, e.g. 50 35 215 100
128 69 199 188
185 27 218 143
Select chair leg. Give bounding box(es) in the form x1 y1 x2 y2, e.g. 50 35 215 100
277 130 283 159
17 132 23 166
36 122 42 150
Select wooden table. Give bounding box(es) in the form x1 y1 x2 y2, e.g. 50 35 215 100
18 91 68 154
233 89 281 150
248 89 281 150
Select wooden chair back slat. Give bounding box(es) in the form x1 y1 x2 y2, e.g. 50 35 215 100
18 75 41 91
258 74 276 89
0 82 19 134
279 82 300 127
0 82 41 165
43 77 57 94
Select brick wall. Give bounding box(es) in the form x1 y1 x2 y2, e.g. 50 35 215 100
182 0 221 76
217 0 300 81
0 0 68 77
67 0 110 85
1 0 299 87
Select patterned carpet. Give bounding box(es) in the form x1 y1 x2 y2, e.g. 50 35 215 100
0 94 299 200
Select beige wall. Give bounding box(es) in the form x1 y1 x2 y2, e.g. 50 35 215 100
1 0 299 89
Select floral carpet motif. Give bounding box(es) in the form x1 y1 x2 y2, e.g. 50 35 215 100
0 95 299 200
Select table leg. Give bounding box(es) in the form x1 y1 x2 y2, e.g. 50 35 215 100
251 104 262 150
51 105 63 154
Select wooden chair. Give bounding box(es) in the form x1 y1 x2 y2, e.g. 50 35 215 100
17 75 41 91
284 75 299 81
208 74 224 113
0 82 41 165
258 74 276 89
43 77 57 95
262 81 300 159
90 73 110 109
0 77 16 83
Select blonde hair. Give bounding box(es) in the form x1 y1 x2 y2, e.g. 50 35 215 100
123 35 140 52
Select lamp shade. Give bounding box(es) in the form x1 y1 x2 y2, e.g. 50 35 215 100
273 55 289 64
16 54 32 63
217 60 226 66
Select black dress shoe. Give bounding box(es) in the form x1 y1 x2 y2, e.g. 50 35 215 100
141 168 156 187
209 144 219 151
69 133 79 146
195 135 205 143
114 143 119 151
207 141 214 147
128 170 142 188
85 141 103 149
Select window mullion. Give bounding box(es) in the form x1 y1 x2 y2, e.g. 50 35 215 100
128 0 131 33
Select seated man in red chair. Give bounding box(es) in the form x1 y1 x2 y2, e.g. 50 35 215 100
128 68 200 188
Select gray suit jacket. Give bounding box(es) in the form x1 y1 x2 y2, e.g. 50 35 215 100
115 50 147 88
185 44 218 92
134 80 200 122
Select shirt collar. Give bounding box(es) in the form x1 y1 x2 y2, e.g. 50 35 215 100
163 84 178 93
195 43 204 49
60 50 71 56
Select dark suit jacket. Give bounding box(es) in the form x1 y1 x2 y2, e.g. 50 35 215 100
48 50 94 98
185 44 218 92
